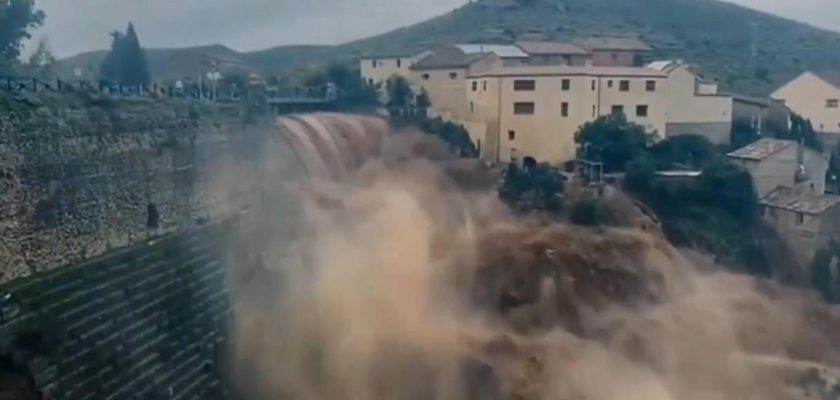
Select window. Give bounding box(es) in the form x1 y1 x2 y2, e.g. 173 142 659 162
619 80 630 91
397 59 402 68
636 105 649 117
827 99 839 108
470 101 475 113
611 105 624 115
561 79 571 91
422 73 430 80
607 80 613 88
591 80 596 91
472 81 478 91
372 60 378 68
592 105 596 117
483 80 487 91
449 72 458 79
508 130 516 141
796 212 805 226
646 80 656 92
368 78 374 85
514 102 535 115
561 102 569 117
514 79 536 91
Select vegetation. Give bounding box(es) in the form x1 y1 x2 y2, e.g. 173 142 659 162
574 114 651 173
206 0 840 96
100 22 151 86
811 247 840 304
0 0 45 71
283 63 378 109
623 134 765 273
499 161 565 214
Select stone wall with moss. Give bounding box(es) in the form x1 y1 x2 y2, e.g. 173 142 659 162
0 93 265 283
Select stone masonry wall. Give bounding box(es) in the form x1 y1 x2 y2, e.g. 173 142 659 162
0 94 263 283
0 222 233 400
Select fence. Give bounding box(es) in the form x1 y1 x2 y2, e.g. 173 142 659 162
0 75 336 104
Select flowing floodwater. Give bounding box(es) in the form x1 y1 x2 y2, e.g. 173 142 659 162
221 113 840 400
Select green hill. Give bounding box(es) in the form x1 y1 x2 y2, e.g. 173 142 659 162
248 0 840 95
54 0 840 95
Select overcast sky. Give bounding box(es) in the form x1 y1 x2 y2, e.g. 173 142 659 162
29 0 840 59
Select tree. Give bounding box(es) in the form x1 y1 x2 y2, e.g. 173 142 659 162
649 134 717 170
699 158 758 223
784 113 822 151
26 36 54 77
416 88 432 109
100 22 150 86
0 0 45 70
574 114 651 173
387 75 414 110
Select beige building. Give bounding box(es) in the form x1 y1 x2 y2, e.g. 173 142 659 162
454 44 529 67
515 41 590 66
772 71 840 147
359 50 432 87
576 37 654 67
464 65 667 164
727 138 829 198
409 46 500 121
648 60 733 144
760 187 840 266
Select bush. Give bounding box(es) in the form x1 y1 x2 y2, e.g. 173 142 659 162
574 114 651 173
649 134 717 170
499 162 565 214
569 199 607 226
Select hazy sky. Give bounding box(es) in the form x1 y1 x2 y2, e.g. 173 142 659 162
29 0 840 58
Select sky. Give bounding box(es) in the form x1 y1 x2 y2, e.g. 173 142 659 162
28 0 840 59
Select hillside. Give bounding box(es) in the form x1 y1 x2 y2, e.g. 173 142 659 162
54 0 840 94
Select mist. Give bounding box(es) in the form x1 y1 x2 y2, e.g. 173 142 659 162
213 115 840 400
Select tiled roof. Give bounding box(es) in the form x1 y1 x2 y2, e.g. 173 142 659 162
454 44 529 58
726 138 795 161
515 41 589 56
761 187 840 215
468 65 667 78
359 49 430 59
410 47 486 70
577 37 654 52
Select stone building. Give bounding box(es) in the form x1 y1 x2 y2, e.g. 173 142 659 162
760 187 840 266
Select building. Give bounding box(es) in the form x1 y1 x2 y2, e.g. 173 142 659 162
464 65 667 164
409 46 500 120
576 37 654 67
772 71 840 148
515 41 590 66
760 187 840 266
726 138 828 198
731 94 791 139
453 44 529 67
359 50 433 87
647 60 733 144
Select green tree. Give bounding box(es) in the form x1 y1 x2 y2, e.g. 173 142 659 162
699 158 758 223
0 0 45 70
387 75 414 110
649 134 717 170
26 36 54 77
784 113 822 151
625 155 657 193
574 114 650 173
416 88 432 109
100 22 150 86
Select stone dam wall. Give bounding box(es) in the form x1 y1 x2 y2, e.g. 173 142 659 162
0 222 233 400
0 94 262 283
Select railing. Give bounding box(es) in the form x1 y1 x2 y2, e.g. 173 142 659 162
0 75 336 103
